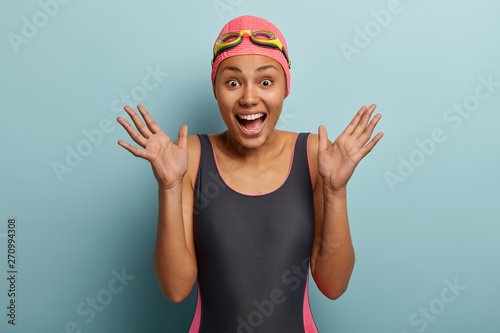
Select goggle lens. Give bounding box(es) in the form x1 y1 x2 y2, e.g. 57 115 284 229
219 33 240 43
252 31 274 41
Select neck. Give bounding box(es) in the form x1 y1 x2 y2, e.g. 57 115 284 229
219 129 281 163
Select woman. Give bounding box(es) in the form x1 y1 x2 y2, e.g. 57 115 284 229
117 15 383 333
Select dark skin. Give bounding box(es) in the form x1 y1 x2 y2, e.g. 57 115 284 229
117 54 383 302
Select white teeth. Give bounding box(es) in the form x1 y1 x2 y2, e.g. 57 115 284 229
237 113 265 120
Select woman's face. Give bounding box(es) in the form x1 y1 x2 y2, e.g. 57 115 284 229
214 54 287 150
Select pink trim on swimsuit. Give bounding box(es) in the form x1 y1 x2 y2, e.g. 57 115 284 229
305 133 314 190
194 135 201 180
188 284 202 333
303 274 319 332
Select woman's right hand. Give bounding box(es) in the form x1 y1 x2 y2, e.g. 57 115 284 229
117 105 188 190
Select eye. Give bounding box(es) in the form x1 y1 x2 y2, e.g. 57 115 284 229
227 80 239 88
261 79 272 87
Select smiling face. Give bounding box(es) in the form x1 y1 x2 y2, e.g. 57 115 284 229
214 54 287 150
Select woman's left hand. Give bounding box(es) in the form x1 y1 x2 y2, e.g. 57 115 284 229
318 104 384 193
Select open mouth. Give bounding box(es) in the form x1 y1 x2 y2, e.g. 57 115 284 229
235 113 267 133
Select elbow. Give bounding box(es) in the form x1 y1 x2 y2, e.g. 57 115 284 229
154 267 196 304
323 286 347 300
153 256 197 304
313 271 350 300
157 281 195 304
158 281 194 303
164 290 189 304
314 279 349 300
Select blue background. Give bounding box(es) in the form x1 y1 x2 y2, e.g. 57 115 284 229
1 0 499 332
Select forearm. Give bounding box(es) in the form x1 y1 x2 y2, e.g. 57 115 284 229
153 184 196 302
313 185 355 299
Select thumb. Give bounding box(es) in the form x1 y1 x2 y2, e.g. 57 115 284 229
318 125 328 152
177 125 188 150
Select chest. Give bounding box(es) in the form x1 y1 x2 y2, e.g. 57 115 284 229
193 132 315 261
213 147 294 196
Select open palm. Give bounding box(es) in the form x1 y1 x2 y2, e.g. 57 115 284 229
117 105 188 189
318 104 383 192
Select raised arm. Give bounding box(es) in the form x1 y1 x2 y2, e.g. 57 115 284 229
309 104 383 299
117 105 198 303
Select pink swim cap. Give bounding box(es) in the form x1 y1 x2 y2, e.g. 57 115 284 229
211 15 291 98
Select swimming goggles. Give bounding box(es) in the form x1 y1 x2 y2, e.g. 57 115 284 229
211 30 291 68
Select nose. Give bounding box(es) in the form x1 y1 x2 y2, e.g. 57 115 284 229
239 83 259 106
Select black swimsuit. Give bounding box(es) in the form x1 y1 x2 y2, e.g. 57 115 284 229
189 132 318 332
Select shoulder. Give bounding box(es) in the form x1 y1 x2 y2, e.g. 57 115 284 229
280 130 317 159
306 133 319 151
186 134 202 150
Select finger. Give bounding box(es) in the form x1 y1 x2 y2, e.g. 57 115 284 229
343 105 367 136
318 125 329 152
123 105 153 139
358 113 382 145
352 104 376 138
117 140 149 160
117 116 147 147
361 131 384 156
177 125 188 150
137 105 162 134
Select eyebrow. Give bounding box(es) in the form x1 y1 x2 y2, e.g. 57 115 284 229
221 65 278 73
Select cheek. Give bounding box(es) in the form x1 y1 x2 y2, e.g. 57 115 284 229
266 89 285 109
217 95 238 125
264 96 284 124
217 93 236 112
